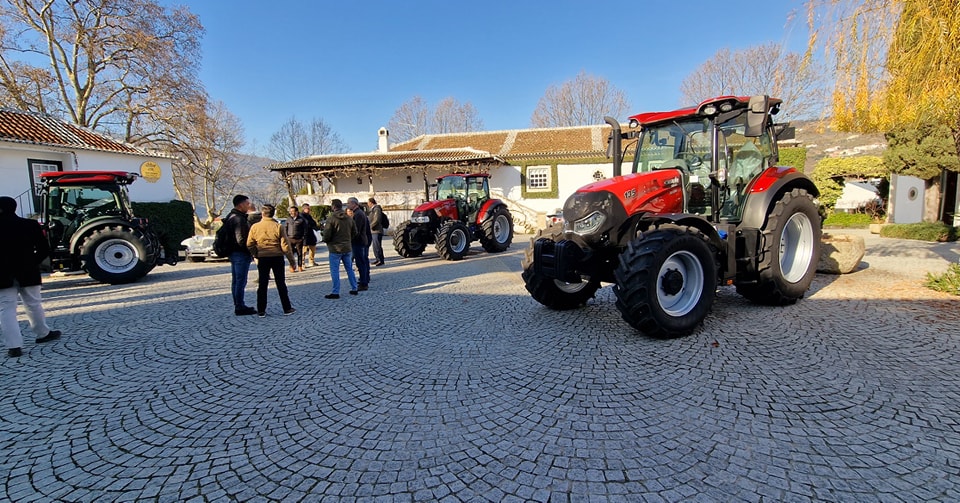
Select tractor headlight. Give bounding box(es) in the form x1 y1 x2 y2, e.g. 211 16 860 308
411 215 431 224
573 211 606 236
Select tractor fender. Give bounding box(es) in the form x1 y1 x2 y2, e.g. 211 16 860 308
475 199 507 225
69 217 144 255
626 213 725 251
739 169 820 230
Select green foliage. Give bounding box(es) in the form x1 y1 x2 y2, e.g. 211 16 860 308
132 200 195 255
883 122 960 179
778 147 808 172
925 263 960 296
811 156 887 211
823 212 872 228
879 222 959 242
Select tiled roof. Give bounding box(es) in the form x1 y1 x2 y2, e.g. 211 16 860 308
0 108 149 155
267 148 503 171
390 125 612 160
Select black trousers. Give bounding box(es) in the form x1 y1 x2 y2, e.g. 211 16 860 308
256 256 292 313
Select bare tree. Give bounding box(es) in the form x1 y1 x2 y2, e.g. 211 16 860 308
679 43 825 121
268 116 348 161
530 71 630 128
432 97 483 134
386 96 430 143
386 96 483 144
0 0 204 142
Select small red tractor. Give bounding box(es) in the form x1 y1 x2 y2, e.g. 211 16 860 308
523 95 821 337
393 173 514 260
39 171 175 284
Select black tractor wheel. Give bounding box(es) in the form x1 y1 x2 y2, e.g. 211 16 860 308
521 222 600 310
736 188 821 305
393 220 426 258
480 205 514 253
436 221 471 261
80 226 152 284
613 226 717 338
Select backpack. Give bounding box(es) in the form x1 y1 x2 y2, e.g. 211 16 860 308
213 220 232 258
379 211 389 229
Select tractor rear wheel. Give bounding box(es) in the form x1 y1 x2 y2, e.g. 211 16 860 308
480 205 514 253
393 221 426 258
80 226 152 284
736 189 820 305
436 221 471 261
613 226 717 338
521 222 600 309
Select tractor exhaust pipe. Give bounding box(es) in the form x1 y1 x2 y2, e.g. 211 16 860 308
604 116 622 178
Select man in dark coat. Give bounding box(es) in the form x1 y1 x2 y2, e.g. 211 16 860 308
0 196 61 358
224 194 256 316
284 206 307 272
300 203 320 267
346 197 372 291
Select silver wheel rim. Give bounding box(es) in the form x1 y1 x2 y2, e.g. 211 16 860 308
780 212 814 283
493 214 510 243
657 250 704 316
451 228 468 253
95 238 139 273
554 277 592 293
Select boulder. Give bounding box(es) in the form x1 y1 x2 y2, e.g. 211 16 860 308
817 233 865 274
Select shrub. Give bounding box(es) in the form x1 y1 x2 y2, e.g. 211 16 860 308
925 263 960 296
132 200 195 256
823 212 872 228
879 222 958 242
778 147 807 171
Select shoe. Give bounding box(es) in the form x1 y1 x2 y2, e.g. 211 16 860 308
298 267 304 272
290 267 297 273
283 308 296 316
374 262 384 266
8 347 22 358
325 294 340 299
258 312 266 318
349 290 358 295
235 307 257 316
37 330 61 344
358 285 368 291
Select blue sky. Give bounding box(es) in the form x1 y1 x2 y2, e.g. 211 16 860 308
181 0 810 156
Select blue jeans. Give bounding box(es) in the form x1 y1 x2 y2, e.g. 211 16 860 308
352 243 371 287
328 250 357 294
229 251 252 310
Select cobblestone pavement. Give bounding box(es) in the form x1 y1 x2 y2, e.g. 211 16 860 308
2 233 959 502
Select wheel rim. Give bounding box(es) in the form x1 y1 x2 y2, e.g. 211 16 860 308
407 230 425 252
451 228 468 253
553 277 592 294
95 238 139 273
657 250 704 316
493 214 510 243
779 212 815 283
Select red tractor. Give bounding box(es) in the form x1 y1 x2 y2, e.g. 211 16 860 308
523 95 821 337
39 171 175 284
393 173 514 260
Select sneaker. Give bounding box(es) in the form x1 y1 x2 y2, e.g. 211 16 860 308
258 312 266 318
283 308 296 316
37 330 62 344
8 347 22 358
235 306 257 316
349 290 358 295
325 294 340 299
358 285 368 291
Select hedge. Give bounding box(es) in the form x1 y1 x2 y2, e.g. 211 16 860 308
810 156 887 212
132 200 195 256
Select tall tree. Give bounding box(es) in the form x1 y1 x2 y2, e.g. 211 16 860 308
386 96 482 144
432 97 483 135
386 95 429 143
268 116 348 198
0 0 204 142
679 43 825 120
530 71 630 128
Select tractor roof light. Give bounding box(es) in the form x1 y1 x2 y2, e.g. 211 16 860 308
628 118 639 128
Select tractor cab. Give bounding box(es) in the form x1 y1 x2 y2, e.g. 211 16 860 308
435 174 490 221
40 171 139 253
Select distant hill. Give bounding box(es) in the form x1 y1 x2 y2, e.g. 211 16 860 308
790 119 887 172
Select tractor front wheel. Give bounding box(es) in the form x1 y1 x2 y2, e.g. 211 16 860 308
480 205 514 253
521 222 600 309
393 221 426 258
436 221 471 261
736 188 821 305
80 226 152 284
613 226 717 338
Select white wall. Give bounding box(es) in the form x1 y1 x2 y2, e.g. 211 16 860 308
890 173 925 224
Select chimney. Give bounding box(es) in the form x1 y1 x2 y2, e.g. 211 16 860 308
378 127 389 153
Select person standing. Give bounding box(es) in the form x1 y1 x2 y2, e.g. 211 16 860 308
247 204 295 317
347 197 372 291
300 203 320 267
225 195 257 316
0 196 61 358
367 197 386 266
284 206 307 273
321 199 358 299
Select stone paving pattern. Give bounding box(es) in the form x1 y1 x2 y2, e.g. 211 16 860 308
2 231 959 502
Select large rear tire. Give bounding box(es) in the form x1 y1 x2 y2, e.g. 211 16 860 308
521 222 600 310
736 189 821 305
613 226 717 338
436 221 471 261
80 226 152 284
480 205 513 253
393 221 426 258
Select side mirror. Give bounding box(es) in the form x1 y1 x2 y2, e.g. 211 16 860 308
745 95 769 137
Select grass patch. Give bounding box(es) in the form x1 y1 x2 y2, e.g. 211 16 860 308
926 263 960 296
823 212 872 228
879 222 958 242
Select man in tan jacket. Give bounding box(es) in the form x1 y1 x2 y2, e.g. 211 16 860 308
247 204 296 317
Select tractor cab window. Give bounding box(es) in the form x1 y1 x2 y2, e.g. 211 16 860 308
436 176 467 200
48 186 122 220
465 177 489 212
718 118 774 220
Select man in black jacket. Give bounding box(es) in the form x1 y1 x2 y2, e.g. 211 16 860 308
284 206 307 272
0 196 61 358
225 195 256 315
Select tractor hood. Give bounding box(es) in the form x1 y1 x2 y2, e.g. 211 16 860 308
412 198 458 222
